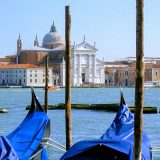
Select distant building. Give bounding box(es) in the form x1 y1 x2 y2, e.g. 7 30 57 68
15 21 105 86
61 41 105 86
0 55 16 65
121 57 160 64
105 60 160 86
0 64 52 87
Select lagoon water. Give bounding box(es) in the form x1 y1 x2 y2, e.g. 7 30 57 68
0 87 160 159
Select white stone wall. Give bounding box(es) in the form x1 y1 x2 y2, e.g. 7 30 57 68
0 68 52 87
59 42 105 87
0 69 27 86
72 52 104 86
60 59 66 86
26 68 52 87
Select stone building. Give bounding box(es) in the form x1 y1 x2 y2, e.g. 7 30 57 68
0 64 52 87
61 40 105 86
16 21 105 86
105 60 160 86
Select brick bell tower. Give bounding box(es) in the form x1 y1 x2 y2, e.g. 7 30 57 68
17 34 22 63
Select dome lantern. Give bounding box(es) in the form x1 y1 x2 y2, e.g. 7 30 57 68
43 21 64 49
50 21 57 32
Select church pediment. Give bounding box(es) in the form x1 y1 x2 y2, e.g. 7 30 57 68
73 42 97 51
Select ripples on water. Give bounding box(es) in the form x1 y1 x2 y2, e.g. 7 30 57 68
0 88 160 159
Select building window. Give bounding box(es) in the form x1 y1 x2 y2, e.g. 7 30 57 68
24 74 25 77
30 79 32 83
24 70 25 73
43 79 45 82
30 74 32 77
35 74 37 77
24 79 25 83
35 79 37 83
156 72 158 76
20 70 21 73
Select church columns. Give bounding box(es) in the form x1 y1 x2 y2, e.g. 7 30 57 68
87 55 90 82
88 54 92 83
93 55 96 84
78 54 82 85
72 50 76 86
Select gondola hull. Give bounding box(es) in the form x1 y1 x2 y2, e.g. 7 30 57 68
0 88 50 160
60 92 151 160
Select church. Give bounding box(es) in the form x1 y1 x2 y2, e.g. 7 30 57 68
16 21 105 86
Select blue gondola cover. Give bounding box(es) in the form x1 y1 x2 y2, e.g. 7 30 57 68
0 136 19 160
60 97 151 160
0 88 50 160
6 111 48 160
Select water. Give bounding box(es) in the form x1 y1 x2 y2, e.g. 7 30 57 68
0 87 160 159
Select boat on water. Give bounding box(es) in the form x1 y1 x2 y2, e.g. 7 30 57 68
43 86 60 91
144 81 156 88
0 87 50 159
60 92 152 160
0 108 8 113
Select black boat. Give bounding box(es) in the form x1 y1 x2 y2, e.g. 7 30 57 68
0 87 50 160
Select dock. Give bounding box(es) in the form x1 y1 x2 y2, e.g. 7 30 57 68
26 103 158 114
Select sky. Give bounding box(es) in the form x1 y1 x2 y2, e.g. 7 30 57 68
0 0 160 61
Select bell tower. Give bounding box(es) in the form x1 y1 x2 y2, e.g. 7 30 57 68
16 35 22 64
34 35 39 47
17 34 22 53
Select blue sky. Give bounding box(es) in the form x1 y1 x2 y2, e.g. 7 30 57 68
0 0 160 61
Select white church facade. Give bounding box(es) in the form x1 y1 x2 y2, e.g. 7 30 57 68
60 41 105 86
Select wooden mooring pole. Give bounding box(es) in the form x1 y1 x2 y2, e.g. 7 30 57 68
65 5 72 150
134 0 144 160
44 55 49 113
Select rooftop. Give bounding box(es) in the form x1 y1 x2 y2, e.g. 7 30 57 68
0 64 47 69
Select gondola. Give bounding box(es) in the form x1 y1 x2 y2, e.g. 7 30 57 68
0 87 50 160
60 91 152 160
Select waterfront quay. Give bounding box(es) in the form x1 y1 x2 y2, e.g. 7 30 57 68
0 87 160 159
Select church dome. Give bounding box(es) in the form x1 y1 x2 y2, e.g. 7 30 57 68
43 22 64 49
